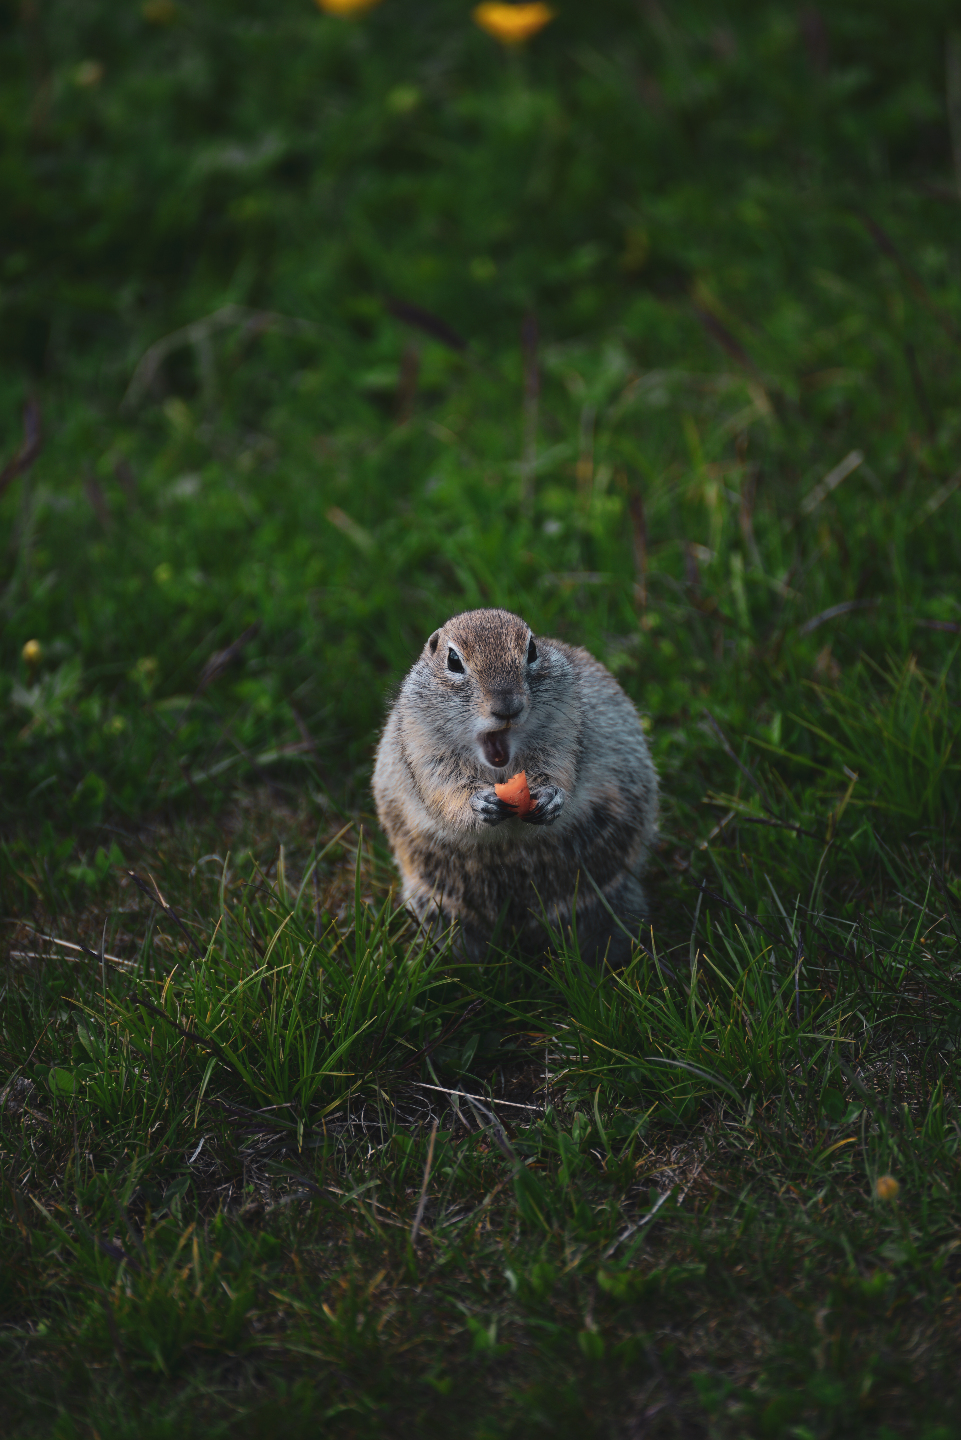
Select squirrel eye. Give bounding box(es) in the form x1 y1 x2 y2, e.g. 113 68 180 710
527 637 538 664
447 648 465 674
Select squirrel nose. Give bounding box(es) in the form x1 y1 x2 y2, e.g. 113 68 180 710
489 694 525 722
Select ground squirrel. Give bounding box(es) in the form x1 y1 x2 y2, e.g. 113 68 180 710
373 608 658 963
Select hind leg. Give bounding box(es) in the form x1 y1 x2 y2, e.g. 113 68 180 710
404 898 502 967
567 878 667 973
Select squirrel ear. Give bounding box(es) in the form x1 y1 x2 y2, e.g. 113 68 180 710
428 632 439 654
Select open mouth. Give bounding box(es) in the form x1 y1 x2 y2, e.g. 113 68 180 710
481 728 512 769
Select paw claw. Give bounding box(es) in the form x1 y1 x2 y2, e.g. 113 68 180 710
471 788 515 826
522 785 565 825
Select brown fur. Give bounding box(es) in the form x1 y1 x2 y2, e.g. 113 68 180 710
372 608 658 962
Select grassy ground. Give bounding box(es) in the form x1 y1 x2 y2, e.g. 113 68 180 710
2 0 961 1434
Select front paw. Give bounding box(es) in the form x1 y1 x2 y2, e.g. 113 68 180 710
523 785 565 826
471 788 516 826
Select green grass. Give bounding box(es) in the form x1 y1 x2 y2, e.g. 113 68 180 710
3 0 961 1434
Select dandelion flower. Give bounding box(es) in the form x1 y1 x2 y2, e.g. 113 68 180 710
22 639 42 667
875 1174 900 1202
315 0 383 16
473 3 555 46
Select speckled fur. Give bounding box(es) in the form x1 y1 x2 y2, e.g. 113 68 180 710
372 608 658 963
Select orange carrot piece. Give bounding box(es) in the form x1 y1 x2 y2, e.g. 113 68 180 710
494 770 534 815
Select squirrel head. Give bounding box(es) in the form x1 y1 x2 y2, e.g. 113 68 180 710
416 607 543 771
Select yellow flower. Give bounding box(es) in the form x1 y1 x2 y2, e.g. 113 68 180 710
875 1174 900 1202
315 0 383 16
473 2 555 46
22 639 42 668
